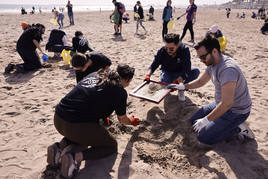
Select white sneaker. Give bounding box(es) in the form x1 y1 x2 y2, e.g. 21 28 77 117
238 122 254 139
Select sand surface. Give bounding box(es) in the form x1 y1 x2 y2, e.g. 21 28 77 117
0 8 268 179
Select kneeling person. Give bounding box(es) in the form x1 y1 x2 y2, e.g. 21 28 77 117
47 65 139 178
185 35 254 144
145 33 200 84
71 52 112 83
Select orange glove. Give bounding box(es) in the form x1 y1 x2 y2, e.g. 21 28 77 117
106 117 110 126
144 75 150 82
130 116 139 126
173 80 179 84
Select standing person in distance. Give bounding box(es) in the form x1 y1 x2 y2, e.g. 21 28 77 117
179 0 197 43
66 0 74 25
162 0 173 39
110 0 124 36
135 1 147 35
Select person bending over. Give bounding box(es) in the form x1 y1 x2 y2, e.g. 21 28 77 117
72 31 94 54
71 52 111 83
144 33 200 85
47 64 139 178
5 23 47 73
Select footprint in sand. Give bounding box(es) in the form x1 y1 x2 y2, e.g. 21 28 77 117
2 86 12 90
4 112 21 117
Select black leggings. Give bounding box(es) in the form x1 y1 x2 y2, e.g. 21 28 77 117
162 21 169 39
54 113 118 160
180 21 194 41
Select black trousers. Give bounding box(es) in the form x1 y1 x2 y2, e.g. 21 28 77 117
17 49 42 71
54 113 118 160
162 20 169 39
180 21 194 41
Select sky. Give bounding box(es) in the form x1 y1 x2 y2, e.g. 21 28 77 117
0 0 231 6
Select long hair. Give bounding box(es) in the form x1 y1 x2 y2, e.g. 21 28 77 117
96 69 121 88
96 64 135 88
166 0 172 7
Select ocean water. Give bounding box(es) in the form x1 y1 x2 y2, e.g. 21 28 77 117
0 3 186 13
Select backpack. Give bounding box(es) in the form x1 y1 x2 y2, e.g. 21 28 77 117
118 2 125 14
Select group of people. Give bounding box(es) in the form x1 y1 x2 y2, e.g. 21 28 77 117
44 32 254 178
4 24 94 74
8 1 256 178
109 0 197 42
162 0 197 43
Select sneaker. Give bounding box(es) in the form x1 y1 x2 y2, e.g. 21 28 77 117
47 142 61 167
61 153 80 179
4 63 15 74
188 39 195 43
238 122 254 139
118 33 121 36
15 64 25 73
113 32 118 36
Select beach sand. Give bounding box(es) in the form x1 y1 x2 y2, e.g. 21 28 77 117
0 8 267 179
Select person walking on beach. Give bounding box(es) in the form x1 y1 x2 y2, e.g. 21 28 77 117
5 24 47 73
66 0 74 25
135 1 147 35
47 64 139 178
178 35 254 144
179 0 197 43
162 0 173 39
72 31 94 54
144 33 200 84
226 8 231 18
110 0 125 36
54 9 65 29
71 52 111 83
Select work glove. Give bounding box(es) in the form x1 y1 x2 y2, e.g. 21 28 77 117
130 116 139 126
193 117 210 133
166 84 185 90
144 74 151 82
99 117 112 126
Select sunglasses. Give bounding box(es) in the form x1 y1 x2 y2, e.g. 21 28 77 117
166 47 175 52
199 52 210 60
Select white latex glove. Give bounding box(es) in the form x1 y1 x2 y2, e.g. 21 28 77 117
166 84 185 90
193 117 210 133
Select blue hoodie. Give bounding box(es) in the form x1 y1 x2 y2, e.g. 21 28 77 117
162 6 172 22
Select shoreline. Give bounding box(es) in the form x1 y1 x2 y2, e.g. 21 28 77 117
0 8 267 179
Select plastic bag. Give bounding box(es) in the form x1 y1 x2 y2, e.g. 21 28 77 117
61 49 71 65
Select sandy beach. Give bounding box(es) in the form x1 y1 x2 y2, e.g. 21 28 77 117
0 8 268 179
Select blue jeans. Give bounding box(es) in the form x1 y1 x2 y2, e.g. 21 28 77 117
160 67 200 84
57 14 64 28
190 102 250 144
68 12 74 25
